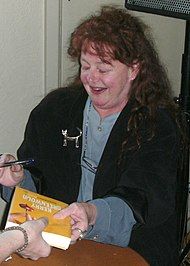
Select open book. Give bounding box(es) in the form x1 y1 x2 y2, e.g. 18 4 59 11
5 187 71 250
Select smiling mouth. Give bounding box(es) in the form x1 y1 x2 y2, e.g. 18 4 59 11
90 86 107 93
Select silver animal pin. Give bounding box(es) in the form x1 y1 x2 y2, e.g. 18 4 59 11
62 127 82 148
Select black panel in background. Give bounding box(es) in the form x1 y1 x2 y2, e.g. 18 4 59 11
125 0 190 20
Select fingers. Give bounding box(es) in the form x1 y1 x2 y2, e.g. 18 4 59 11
22 217 49 233
26 213 35 221
0 154 16 164
35 217 49 230
71 220 88 241
0 154 23 173
8 212 26 222
20 217 49 239
0 154 8 170
55 203 90 242
0 154 5 163
54 202 86 217
32 240 52 259
54 204 73 219
20 235 52 260
0 154 24 186
40 245 52 259
71 227 87 242
53 203 87 224
10 163 23 173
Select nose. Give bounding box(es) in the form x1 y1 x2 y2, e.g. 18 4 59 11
87 69 99 83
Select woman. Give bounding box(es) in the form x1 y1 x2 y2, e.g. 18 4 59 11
0 6 185 265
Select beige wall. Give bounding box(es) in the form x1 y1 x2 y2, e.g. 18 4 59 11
0 0 45 155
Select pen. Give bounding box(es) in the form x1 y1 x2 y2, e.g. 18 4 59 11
0 159 35 168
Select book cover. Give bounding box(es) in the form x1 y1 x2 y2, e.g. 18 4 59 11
5 187 71 250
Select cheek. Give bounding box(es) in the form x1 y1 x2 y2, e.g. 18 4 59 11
108 77 128 94
80 73 88 84
107 77 122 91
102 76 115 88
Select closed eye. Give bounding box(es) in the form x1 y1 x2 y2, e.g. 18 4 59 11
81 66 90 71
98 68 111 74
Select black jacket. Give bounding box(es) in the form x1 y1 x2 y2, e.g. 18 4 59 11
18 86 179 265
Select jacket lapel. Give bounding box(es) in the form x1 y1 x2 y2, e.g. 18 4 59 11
65 89 87 166
93 100 134 198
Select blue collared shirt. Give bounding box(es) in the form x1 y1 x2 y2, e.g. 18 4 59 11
78 98 136 247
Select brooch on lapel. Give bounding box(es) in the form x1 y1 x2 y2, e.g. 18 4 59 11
62 127 82 148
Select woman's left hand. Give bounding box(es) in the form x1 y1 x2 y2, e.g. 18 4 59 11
54 202 97 243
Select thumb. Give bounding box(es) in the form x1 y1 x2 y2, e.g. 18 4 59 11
54 208 69 219
35 217 49 230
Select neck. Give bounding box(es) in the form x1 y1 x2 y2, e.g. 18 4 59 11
93 101 128 118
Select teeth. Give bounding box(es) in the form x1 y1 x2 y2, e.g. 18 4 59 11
92 87 104 91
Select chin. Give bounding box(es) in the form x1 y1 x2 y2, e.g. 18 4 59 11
92 100 109 110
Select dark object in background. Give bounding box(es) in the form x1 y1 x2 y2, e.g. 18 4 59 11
125 0 190 20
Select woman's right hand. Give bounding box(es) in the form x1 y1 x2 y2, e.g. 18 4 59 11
0 154 24 187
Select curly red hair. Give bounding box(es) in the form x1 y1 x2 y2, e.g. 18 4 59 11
67 6 185 151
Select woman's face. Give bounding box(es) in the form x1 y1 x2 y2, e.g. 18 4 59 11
80 48 138 117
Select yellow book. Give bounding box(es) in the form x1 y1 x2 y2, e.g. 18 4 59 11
5 187 71 250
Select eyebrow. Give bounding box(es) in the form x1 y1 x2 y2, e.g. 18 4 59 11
80 58 89 64
80 57 112 66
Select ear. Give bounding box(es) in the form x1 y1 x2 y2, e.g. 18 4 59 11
129 62 140 81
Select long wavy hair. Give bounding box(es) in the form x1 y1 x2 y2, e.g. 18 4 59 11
67 6 186 151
